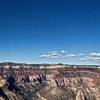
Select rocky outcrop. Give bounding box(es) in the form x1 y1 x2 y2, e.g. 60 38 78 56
76 89 86 100
37 84 75 100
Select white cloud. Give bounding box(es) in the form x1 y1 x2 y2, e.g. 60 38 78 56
64 53 77 58
88 52 100 62
92 57 100 62
78 53 84 56
40 55 51 58
80 58 87 61
40 50 77 59
86 56 100 62
80 52 100 62
89 52 100 57
40 51 59 59
60 50 68 54
40 51 100 63
48 51 59 56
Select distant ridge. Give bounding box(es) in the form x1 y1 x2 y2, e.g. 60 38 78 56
0 62 99 68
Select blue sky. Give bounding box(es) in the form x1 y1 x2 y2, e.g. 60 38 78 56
0 0 100 64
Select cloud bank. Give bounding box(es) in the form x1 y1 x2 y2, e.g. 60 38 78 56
80 52 100 62
40 50 77 59
40 50 100 63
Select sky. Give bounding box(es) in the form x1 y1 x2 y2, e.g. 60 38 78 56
0 0 100 64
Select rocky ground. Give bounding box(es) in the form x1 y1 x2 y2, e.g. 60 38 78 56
0 81 99 100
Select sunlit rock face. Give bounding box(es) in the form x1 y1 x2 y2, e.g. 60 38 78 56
5 91 21 100
0 79 5 87
37 85 75 100
76 89 86 100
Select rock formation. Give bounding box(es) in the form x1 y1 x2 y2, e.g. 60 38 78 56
76 89 86 100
